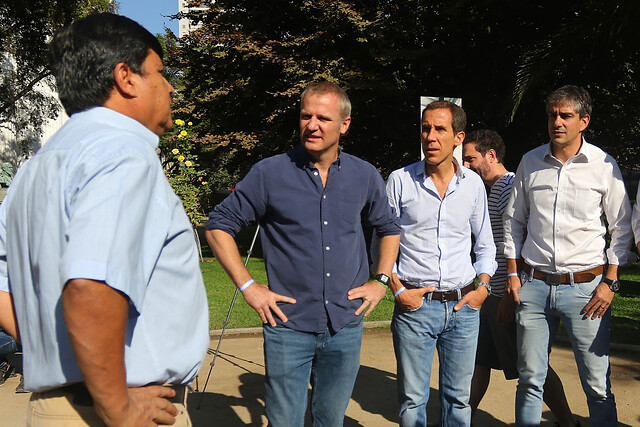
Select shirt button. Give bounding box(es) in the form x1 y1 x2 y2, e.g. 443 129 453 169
324 221 328 225
314 171 319 176
326 272 331 277
325 246 330 251
325 300 329 304
323 195 326 199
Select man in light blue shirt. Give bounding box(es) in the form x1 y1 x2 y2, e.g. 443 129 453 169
385 101 497 426
0 13 208 426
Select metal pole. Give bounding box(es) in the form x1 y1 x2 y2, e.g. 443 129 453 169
197 224 261 409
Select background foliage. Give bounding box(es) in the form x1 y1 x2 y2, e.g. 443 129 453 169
172 0 639 188
0 0 117 164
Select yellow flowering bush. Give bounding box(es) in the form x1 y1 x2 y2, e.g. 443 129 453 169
159 117 211 225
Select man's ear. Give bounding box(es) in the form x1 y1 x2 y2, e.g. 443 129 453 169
487 149 497 163
112 62 137 98
340 116 351 135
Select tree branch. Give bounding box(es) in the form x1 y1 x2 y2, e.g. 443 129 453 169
0 68 52 117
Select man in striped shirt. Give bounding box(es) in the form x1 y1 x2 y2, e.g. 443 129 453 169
463 130 576 426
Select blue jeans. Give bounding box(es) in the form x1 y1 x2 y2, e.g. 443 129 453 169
392 296 480 427
515 272 616 426
263 318 363 427
0 330 18 357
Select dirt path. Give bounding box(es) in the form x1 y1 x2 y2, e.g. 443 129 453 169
2 328 639 426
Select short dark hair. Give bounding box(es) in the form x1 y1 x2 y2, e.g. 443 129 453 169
300 81 351 119
49 13 163 116
422 101 466 134
545 85 592 118
464 129 506 164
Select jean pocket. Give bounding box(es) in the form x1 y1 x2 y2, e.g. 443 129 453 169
466 303 480 312
576 277 601 297
345 316 364 328
395 297 425 313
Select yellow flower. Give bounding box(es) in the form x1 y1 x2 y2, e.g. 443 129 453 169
180 130 188 137
172 148 179 155
174 119 185 126
188 122 193 126
198 176 202 181
178 155 185 162
185 161 193 167
202 181 208 185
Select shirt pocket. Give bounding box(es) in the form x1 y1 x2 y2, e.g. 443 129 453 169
571 188 602 222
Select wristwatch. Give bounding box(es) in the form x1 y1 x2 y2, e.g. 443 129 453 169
373 273 390 287
477 281 491 295
602 278 620 293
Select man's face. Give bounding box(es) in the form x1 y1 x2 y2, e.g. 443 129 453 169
462 142 491 182
547 101 589 149
134 50 175 136
421 108 464 167
299 92 351 157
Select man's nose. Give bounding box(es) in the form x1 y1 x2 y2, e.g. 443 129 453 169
307 116 319 130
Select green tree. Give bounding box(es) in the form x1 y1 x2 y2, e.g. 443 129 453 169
172 0 640 183
0 0 117 164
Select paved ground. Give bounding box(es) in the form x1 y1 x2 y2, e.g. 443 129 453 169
2 327 639 426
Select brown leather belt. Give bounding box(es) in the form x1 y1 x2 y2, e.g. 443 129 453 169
58 382 187 406
523 263 603 284
401 282 475 302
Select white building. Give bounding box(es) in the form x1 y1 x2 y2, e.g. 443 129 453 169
179 0 209 37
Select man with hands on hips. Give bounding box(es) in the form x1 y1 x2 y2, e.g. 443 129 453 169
503 85 635 427
382 101 497 427
207 81 400 427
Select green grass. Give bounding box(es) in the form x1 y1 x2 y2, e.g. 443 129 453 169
201 256 395 330
610 263 640 344
201 234 640 345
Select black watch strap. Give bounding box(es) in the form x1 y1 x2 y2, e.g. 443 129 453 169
602 277 620 293
373 273 390 287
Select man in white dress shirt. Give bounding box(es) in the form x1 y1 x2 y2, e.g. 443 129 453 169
503 85 635 427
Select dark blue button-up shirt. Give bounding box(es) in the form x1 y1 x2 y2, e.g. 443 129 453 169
208 146 400 333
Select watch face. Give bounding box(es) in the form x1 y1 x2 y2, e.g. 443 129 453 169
610 280 620 292
375 274 390 285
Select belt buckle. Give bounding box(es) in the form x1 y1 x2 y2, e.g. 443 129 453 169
546 273 562 285
441 291 454 302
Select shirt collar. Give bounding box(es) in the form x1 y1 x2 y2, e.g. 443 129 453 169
544 137 592 163
417 157 465 180
294 145 342 170
74 107 161 150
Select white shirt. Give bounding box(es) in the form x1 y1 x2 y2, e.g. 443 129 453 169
631 186 640 245
503 140 635 272
386 160 497 290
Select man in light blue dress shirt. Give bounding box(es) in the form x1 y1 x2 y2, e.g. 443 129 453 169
0 13 209 426
385 101 497 427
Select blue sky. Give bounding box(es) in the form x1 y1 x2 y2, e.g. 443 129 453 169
119 0 179 35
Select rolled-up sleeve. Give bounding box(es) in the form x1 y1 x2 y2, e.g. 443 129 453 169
633 185 640 245
364 168 400 237
603 160 636 266
207 164 267 236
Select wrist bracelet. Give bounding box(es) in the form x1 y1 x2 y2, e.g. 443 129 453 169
507 272 519 278
239 279 255 292
394 286 406 298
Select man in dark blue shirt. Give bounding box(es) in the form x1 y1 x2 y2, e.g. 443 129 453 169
207 81 400 426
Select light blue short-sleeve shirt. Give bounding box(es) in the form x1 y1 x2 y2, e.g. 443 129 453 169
0 107 209 391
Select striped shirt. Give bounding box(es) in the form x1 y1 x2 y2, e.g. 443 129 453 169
488 172 514 296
